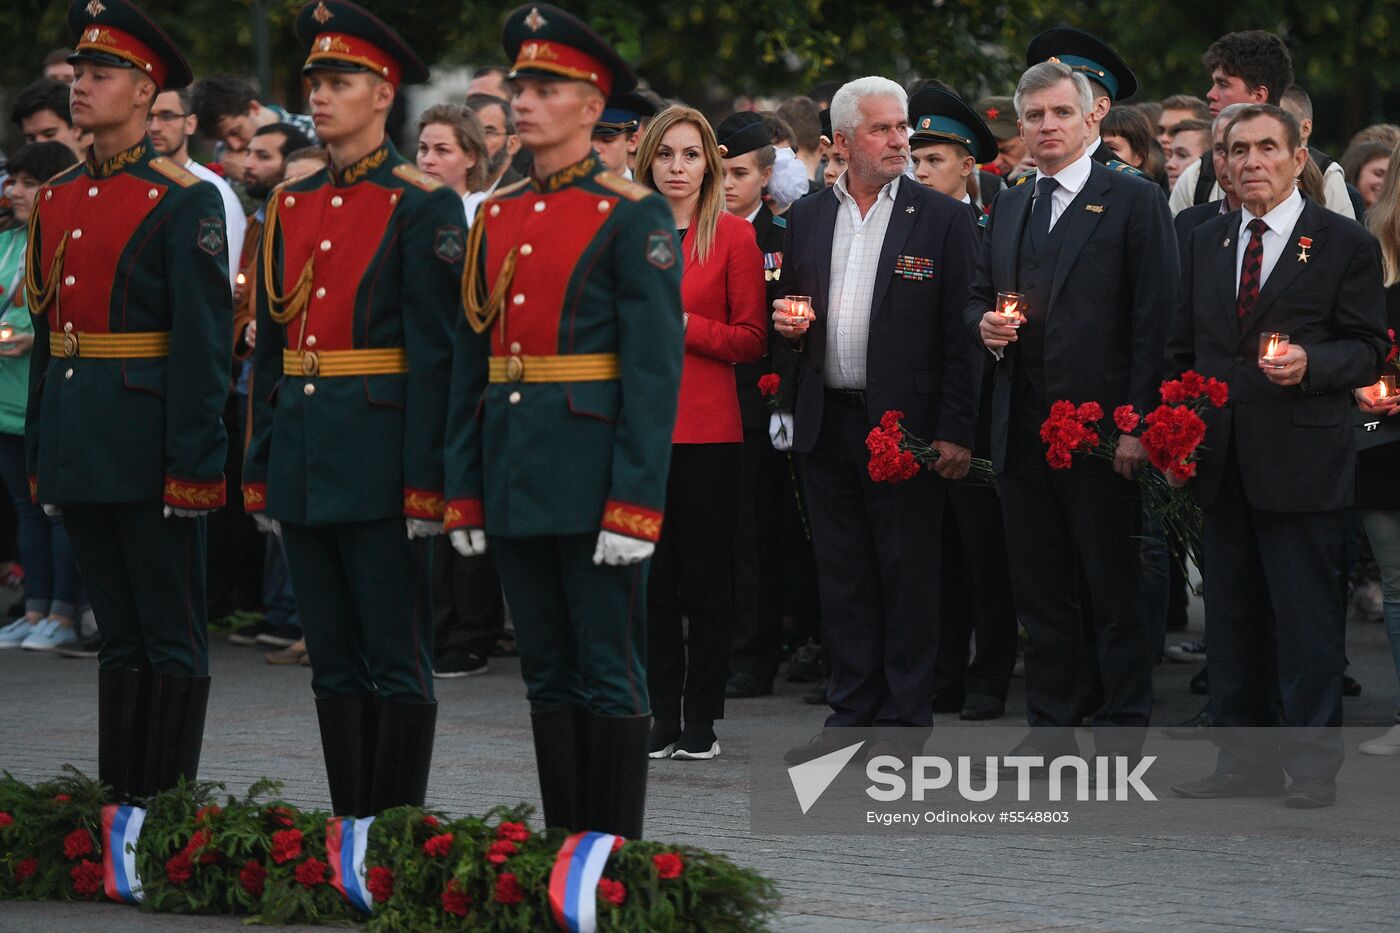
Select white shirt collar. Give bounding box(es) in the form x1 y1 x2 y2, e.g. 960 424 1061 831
960 193 972 204
1086 136 1102 158
1040 149 1094 196
1242 187 1304 236
833 170 900 206
743 204 763 224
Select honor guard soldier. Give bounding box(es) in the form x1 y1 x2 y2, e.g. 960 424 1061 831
24 0 233 801
907 87 999 229
1025 27 1145 178
242 0 466 817
446 4 684 838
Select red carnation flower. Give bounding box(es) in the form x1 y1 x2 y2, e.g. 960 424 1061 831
166 852 193 886
486 839 517 864
295 857 328 887
422 814 440 829
239 859 267 897
598 877 627 906
611 836 625 852
0 811 13 829
496 820 530 843
442 879 471 917
63 828 93 860
14 858 38 882
653 852 685 879
757 373 781 397
1387 329 1398 365
494 871 524 905
1203 378 1228 408
1113 405 1141 434
880 409 904 432
1140 404 1208 481
1076 401 1103 423
71 859 103 896
367 866 395 903
423 833 455 858
265 806 296 827
270 828 303 864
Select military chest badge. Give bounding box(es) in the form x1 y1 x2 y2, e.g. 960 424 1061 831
196 218 226 257
434 226 466 263
646 231 676 270
1296 235 1312 264
894 254 934 281
763 251 783 282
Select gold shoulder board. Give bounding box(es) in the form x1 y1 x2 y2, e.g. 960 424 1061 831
148 157 200 187
392 163 443 192
595 171 650 202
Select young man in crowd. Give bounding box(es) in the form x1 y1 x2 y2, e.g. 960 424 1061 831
10 78 90 159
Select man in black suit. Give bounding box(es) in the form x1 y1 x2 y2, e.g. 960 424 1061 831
1167 105 1387 809
1025 28 1143 177
970 61 1178 763
774 76 980 757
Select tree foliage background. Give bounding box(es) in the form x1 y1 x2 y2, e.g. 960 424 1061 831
2 0 1398 152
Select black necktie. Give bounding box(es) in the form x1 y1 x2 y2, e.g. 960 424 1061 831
1029 176 1059 253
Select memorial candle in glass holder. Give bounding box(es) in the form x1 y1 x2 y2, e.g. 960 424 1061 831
0 325 11 342
783 295 812 330
1259 332 1289 367
996 291 1026 328
1376 374 1397 400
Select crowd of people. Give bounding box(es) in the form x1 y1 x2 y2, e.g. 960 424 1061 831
1 0 1398 832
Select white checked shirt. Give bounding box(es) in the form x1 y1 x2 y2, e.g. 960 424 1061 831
825 173 900 389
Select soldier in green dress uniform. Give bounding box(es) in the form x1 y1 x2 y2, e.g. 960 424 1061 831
242 0 466 817
24 0 233 800
446 3 684 838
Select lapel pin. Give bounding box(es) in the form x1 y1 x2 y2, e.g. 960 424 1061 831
1222 238 1230 247
1085 204 1104 213
1296 235 1313 264
905 206 915 214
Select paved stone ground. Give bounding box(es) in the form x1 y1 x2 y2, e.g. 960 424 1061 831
2 600 1398 932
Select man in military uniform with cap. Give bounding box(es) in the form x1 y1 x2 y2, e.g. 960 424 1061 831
25 0 232 801
1025 27 1144 178
978 96 1027 181
242 0 466 817
446 3 683 838
591 90 655 180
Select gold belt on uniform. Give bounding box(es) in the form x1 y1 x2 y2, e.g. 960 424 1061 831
49 331 170 359
487 353 620 383
282 348 408 377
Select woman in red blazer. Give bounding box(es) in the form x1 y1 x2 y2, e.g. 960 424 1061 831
635 106 766 760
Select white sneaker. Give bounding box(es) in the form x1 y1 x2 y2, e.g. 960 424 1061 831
1165 640 1207 663
20 619 79 651
1359 724 1400 756
0 617 37 648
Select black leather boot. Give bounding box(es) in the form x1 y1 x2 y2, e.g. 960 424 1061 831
369 699 437 813
315 695 377 817
530 707 586 830
583 713 650 838
141 673 211 795
98 668 149 801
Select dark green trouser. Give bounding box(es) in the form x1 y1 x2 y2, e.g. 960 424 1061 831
491 533 649 717
280 519 434 702
63 503 208 675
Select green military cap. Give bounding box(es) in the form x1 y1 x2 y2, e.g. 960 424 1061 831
594 90 657 138
714 112 771 158
976 97 1017 140
502 4 636 98
67 0 192 90
908 88 997 164
295 0 429 86
1026 27 1137 101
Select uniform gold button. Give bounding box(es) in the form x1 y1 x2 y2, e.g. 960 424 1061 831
64 368 73 379
509 391 521 404
148 188 159 199
87 187 98 197
72 229 82 239
303 383 316 396
597 200 610 212
64 322 73 333
44 191 52 201
331 195 343 207
315 287 326 298
490 205 500 217
284 196 296 207
513 294 525 306
305 335 317 347
63 275 75 286
520 244 533 256
320 240 331 251
510 342 521 353
533 202 546 213
390 193 399 205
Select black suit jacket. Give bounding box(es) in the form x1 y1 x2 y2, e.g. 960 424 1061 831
782 179 980 454
965 158 1180 470
736 204 799 430
1166 197 1388 511
1173 199 1222 257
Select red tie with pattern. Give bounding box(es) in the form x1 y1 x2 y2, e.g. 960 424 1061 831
1236 218 1269 320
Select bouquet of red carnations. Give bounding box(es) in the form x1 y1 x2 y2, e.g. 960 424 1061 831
864 410 998 486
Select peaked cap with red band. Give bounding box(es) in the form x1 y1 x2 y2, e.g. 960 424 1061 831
501 4 636 98
67 0 193 91
295 0 429 87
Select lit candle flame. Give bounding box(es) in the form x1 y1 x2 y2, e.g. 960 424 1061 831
1381 381 1391 399
236 272 247 287
1266 335 1281 358
1002 300 1019 318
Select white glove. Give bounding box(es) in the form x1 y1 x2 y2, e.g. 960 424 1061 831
253 513 281 536
406 519 444 539
769 411 794 451
42 504 60 517
768 147 811 213
592 531 655 566
164 506 207 519
450 528 488 556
